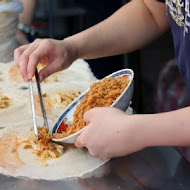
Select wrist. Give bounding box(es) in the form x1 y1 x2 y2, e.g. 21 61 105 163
17 23 36 41
16 29 29 45
124 114 149 150
63 37 80 61
16 29 27 37
64 32 89 60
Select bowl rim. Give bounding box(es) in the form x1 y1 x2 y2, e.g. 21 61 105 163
52 68 134 142
108 69 134 107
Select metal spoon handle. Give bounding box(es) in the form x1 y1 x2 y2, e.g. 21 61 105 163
29 80 38 140
35 69 49 131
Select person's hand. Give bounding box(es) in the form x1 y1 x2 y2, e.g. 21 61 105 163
16 30 29 46
75 107 145 160
14 38 78 82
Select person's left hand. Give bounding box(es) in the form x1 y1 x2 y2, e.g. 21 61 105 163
75 107 145 160
16 30 29 46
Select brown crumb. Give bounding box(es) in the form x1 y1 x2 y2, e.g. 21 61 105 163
23 144 32 149
0 95 9 109
71 144 76 148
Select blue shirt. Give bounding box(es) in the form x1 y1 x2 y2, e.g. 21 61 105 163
158 0 190 95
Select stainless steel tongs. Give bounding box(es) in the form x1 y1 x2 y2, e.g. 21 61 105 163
29 69 49 140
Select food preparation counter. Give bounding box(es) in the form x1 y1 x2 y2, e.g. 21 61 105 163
1 146 189 190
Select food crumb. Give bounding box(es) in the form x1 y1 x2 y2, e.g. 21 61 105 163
10 147 16 153
71 144 76 148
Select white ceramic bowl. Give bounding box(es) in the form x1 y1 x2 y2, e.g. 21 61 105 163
52 69 134 144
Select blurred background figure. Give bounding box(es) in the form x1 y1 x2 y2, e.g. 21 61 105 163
0 0 36 63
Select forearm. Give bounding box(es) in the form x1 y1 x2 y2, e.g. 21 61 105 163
19 0 36 25
133 107 190 147
65 0 169 60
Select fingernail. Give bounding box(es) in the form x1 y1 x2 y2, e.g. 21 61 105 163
24 76 28 82
28 72 33 80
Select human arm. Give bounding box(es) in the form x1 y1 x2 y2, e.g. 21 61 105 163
16 0 36 45
66 0 169 59
14 0 169 81
74 106 190 159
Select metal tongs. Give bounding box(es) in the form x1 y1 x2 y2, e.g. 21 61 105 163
29 69 49 140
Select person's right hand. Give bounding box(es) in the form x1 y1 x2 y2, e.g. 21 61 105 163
14 38 78 82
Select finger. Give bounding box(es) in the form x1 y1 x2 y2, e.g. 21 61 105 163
27 44 51 80
74 123 93 149
14 45 29 68
19 42 40 81
88 149 97 157
83 108 97 124
74 134 85 149
74 126 90 149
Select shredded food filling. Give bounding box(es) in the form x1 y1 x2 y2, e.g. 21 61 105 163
0 95 9 109
51 90 81 109
21 126 67 166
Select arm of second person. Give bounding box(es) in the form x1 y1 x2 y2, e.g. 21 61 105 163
65 0 169 59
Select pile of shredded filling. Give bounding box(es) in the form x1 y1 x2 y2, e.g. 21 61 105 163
22 127 67 165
